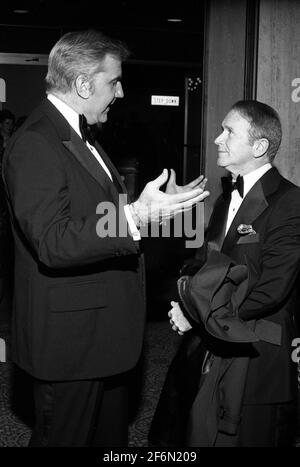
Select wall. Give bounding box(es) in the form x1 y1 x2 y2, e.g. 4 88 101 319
257 0 300 186
202 0 248 219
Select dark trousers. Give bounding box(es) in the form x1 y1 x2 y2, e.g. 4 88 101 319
237 402 297 447
29 373 129 447
214 401 297 447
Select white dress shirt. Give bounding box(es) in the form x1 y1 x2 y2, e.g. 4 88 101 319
47 94 141 240
225 163 272 235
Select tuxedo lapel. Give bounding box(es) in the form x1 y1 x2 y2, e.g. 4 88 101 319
62 131 115 194
207 195 231 251
222 179 269 252
40 99 128 199
222 178 268 253
95 142 129 196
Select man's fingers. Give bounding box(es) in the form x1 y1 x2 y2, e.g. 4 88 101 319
168 168 176 184
164 190 210 213
150 168 168 188
187 175 204 188
199 178 208 189
182 190 210 206
165 187 206 203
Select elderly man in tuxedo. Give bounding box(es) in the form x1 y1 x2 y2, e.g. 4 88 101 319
2 29 209 447
168 100 300 446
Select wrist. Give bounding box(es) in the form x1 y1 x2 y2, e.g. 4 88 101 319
129 201 148 228
129 202 140 227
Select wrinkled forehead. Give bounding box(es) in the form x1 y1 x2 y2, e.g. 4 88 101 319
222 109 251 129
96 53 122 73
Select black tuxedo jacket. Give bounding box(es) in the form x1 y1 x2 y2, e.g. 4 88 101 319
2 99 145 381
201 167 300 404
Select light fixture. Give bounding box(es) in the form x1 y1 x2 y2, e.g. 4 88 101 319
187 77 202 92
167 18 182 23
13 9 29 14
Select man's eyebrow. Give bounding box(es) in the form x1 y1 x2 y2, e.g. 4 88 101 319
223 123 233 131
110 75 122 83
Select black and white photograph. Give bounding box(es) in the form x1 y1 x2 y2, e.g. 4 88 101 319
0 0 300 454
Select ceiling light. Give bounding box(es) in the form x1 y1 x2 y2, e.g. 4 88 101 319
13 9 29 14
167 18 182 23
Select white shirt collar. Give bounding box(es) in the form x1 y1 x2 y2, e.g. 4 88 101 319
47 93 81 138
235 163 272 198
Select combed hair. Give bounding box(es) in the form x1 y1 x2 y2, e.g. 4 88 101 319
45 29 130 94
231 100 282 161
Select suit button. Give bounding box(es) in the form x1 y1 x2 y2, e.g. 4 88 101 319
223 325 229 331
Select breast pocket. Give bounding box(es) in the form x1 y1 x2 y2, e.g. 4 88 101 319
237 233 260 245
49 280 107 313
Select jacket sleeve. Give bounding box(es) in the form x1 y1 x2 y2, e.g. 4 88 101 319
3 130 138 269
238 187 300 321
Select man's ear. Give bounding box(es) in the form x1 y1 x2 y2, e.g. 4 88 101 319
253 138 269 159
75 75 91 99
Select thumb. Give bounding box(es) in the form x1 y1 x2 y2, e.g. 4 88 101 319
151 168 168 188
168 168 176 185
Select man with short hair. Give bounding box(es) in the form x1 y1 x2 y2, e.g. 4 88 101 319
2 29 208 447
168 100 300 446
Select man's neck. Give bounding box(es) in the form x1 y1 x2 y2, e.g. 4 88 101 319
48 92 83 116
229 163 273 198
229 160 271 179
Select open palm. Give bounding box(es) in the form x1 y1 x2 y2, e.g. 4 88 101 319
165 168 207 194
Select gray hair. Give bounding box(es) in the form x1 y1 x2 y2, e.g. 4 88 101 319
45 29 130 94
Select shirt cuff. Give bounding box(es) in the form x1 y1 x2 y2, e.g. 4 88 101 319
124 204 141 241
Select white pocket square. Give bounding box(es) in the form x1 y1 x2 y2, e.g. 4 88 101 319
237 224 256 235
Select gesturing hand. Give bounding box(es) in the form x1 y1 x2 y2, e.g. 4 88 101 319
130 169 209 225
165 168 207 195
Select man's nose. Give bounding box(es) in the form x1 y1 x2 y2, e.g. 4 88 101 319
115 82 124 98
214 132 224 145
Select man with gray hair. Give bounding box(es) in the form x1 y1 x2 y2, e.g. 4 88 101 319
2 29 208 447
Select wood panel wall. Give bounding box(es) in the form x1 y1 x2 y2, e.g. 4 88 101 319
202 0 248 219
257 0 300 186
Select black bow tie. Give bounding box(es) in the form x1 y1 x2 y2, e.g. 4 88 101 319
79 114 96 146
221 174 244 198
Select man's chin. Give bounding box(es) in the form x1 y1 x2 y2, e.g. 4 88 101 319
98 114 108 124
